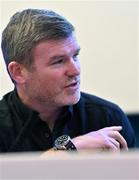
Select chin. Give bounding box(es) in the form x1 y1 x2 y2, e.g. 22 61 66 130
65 92 81 105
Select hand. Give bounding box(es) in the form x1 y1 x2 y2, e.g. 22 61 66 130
72 126 128 151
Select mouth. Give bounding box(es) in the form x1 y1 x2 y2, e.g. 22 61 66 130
65 81 80 88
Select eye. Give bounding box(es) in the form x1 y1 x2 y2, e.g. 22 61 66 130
52 59 64 65
73 52 79 61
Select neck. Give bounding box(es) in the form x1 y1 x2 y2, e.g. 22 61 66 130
39 108 62 131
17 88 63 131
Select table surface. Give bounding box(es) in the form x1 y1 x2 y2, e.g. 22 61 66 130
0 150 139 180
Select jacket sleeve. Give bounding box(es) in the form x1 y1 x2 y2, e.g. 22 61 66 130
110 106 136 148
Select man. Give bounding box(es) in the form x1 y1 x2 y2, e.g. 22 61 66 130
0 8 135 153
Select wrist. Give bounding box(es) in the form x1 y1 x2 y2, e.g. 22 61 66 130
54 135 77 151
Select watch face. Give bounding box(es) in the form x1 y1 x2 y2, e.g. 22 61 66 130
55 135 70 148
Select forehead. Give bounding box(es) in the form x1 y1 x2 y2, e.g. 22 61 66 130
33 34 80 58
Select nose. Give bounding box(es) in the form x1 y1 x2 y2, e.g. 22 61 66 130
66 59 80 77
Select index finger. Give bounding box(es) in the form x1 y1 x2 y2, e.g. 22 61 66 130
105 126 122 131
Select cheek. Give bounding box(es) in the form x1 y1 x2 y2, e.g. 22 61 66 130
43 70 64 81
39 72 64 88
27 69 65 90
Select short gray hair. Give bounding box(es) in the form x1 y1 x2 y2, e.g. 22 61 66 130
1 8 75 69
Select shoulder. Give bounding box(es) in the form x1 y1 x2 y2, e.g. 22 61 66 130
79 92 121 113
75 91 127 126
76 92 130 130
0 91 13 126
0 91 12 111
0 91 16 151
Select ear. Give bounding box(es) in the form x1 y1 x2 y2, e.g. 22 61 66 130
8 61 27 84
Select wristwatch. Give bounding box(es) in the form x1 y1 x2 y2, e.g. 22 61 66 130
54 135 77 151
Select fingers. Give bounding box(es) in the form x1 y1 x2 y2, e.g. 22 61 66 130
104 126 122 131
108 137 120 150
103 126 128 150
72 126 128 152
108 130 128 150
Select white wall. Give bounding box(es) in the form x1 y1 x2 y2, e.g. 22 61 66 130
0 0 138 113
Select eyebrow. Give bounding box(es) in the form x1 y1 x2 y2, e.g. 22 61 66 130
50 47 81 61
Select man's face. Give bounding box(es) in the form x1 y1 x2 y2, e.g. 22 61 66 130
23 34 81 108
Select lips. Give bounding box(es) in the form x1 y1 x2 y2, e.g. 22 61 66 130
65 81 79 88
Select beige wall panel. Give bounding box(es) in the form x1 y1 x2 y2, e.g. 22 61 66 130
0 0 138 113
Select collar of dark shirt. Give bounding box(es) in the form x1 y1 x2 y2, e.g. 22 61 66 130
11 88 73 125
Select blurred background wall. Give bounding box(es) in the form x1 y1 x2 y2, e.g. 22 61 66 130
0 0 139 114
